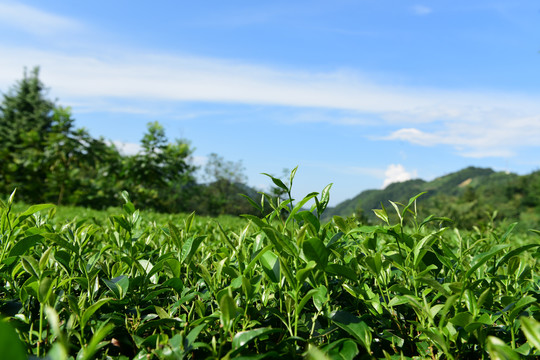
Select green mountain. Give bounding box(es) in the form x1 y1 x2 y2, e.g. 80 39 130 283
324 166 540 229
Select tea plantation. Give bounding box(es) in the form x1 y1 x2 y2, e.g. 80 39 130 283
0 180 539 359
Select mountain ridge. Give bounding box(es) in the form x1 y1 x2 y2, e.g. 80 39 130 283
322 166 539 229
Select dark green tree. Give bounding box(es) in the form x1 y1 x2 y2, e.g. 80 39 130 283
0 67 55 201
43 106 123 206
123 121 195 211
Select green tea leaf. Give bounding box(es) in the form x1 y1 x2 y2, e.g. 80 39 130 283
111 215 131 232
486 336 520 360
21 255 40 279
219 288 237 330
295 211 320 233
80 298 112 329
373 205 389 225
297 288 319 315
313 285 328 312
241 194 263 212
401 192 426 219
324 264 357 282
285 192 318 227
262 173 288 192
521 317 540 351
411 231 442 269
185 323 207 350
296 261 317 286
333 216 348 233
232 327 281 350
322 339 359 360
103 275 129 299
450 311 474 328
168 221 181 248
331 311 372 353
289 166 299 187
306 344 331 360
0 321 26 360
78 321 114 360
509 296 537 322
303 237 329 269
9 234 43 257
13 204 55 227
180 235 205 265
465 244 510 279
260 250 280 283
496 244 540 269
39 246 53 271
38 276 54 303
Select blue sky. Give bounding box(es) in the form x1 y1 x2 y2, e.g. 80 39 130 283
1 1 539 206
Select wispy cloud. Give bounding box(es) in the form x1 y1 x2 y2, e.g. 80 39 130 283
3 44 540 160
3 45 539 118
1 3 539 162
0 47 434 113
412 5 433 16
384 114 540 158
0 1 83 36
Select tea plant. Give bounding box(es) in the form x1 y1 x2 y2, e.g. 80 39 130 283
0 169 539 359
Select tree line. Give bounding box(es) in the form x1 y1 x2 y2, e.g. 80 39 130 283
0 67 260 215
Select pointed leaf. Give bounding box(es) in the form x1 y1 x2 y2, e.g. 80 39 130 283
486 336 520 360
521 317 540 351
465 244 510 279
13 204 55 227
80 298 112 329
232 327 281 350
260 251 280 283
262 173 288 191
0 321 26 360
285 192 318 227
9 234 43 257
325 264 357 282
219 289 237 329
21 255 40 279
303 237 329 269
331 311 372 353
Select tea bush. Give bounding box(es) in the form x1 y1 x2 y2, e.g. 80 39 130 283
0 170 539 359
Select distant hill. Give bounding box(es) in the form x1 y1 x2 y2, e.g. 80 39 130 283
323 166 540 229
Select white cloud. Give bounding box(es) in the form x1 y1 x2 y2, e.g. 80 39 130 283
412 5 432 16
3 44 539 161
382 164 417 188
384 128 439 146
3 45 539 124
0 47 437 113
384 114 540 158
1 3 540 162
0 2 83 36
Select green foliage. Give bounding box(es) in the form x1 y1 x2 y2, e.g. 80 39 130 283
1 170 538 359
326 166 540 231
0 68 263 216
122 121 195 211
0 67 55 201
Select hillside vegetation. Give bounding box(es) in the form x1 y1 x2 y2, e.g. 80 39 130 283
324 167 540 230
